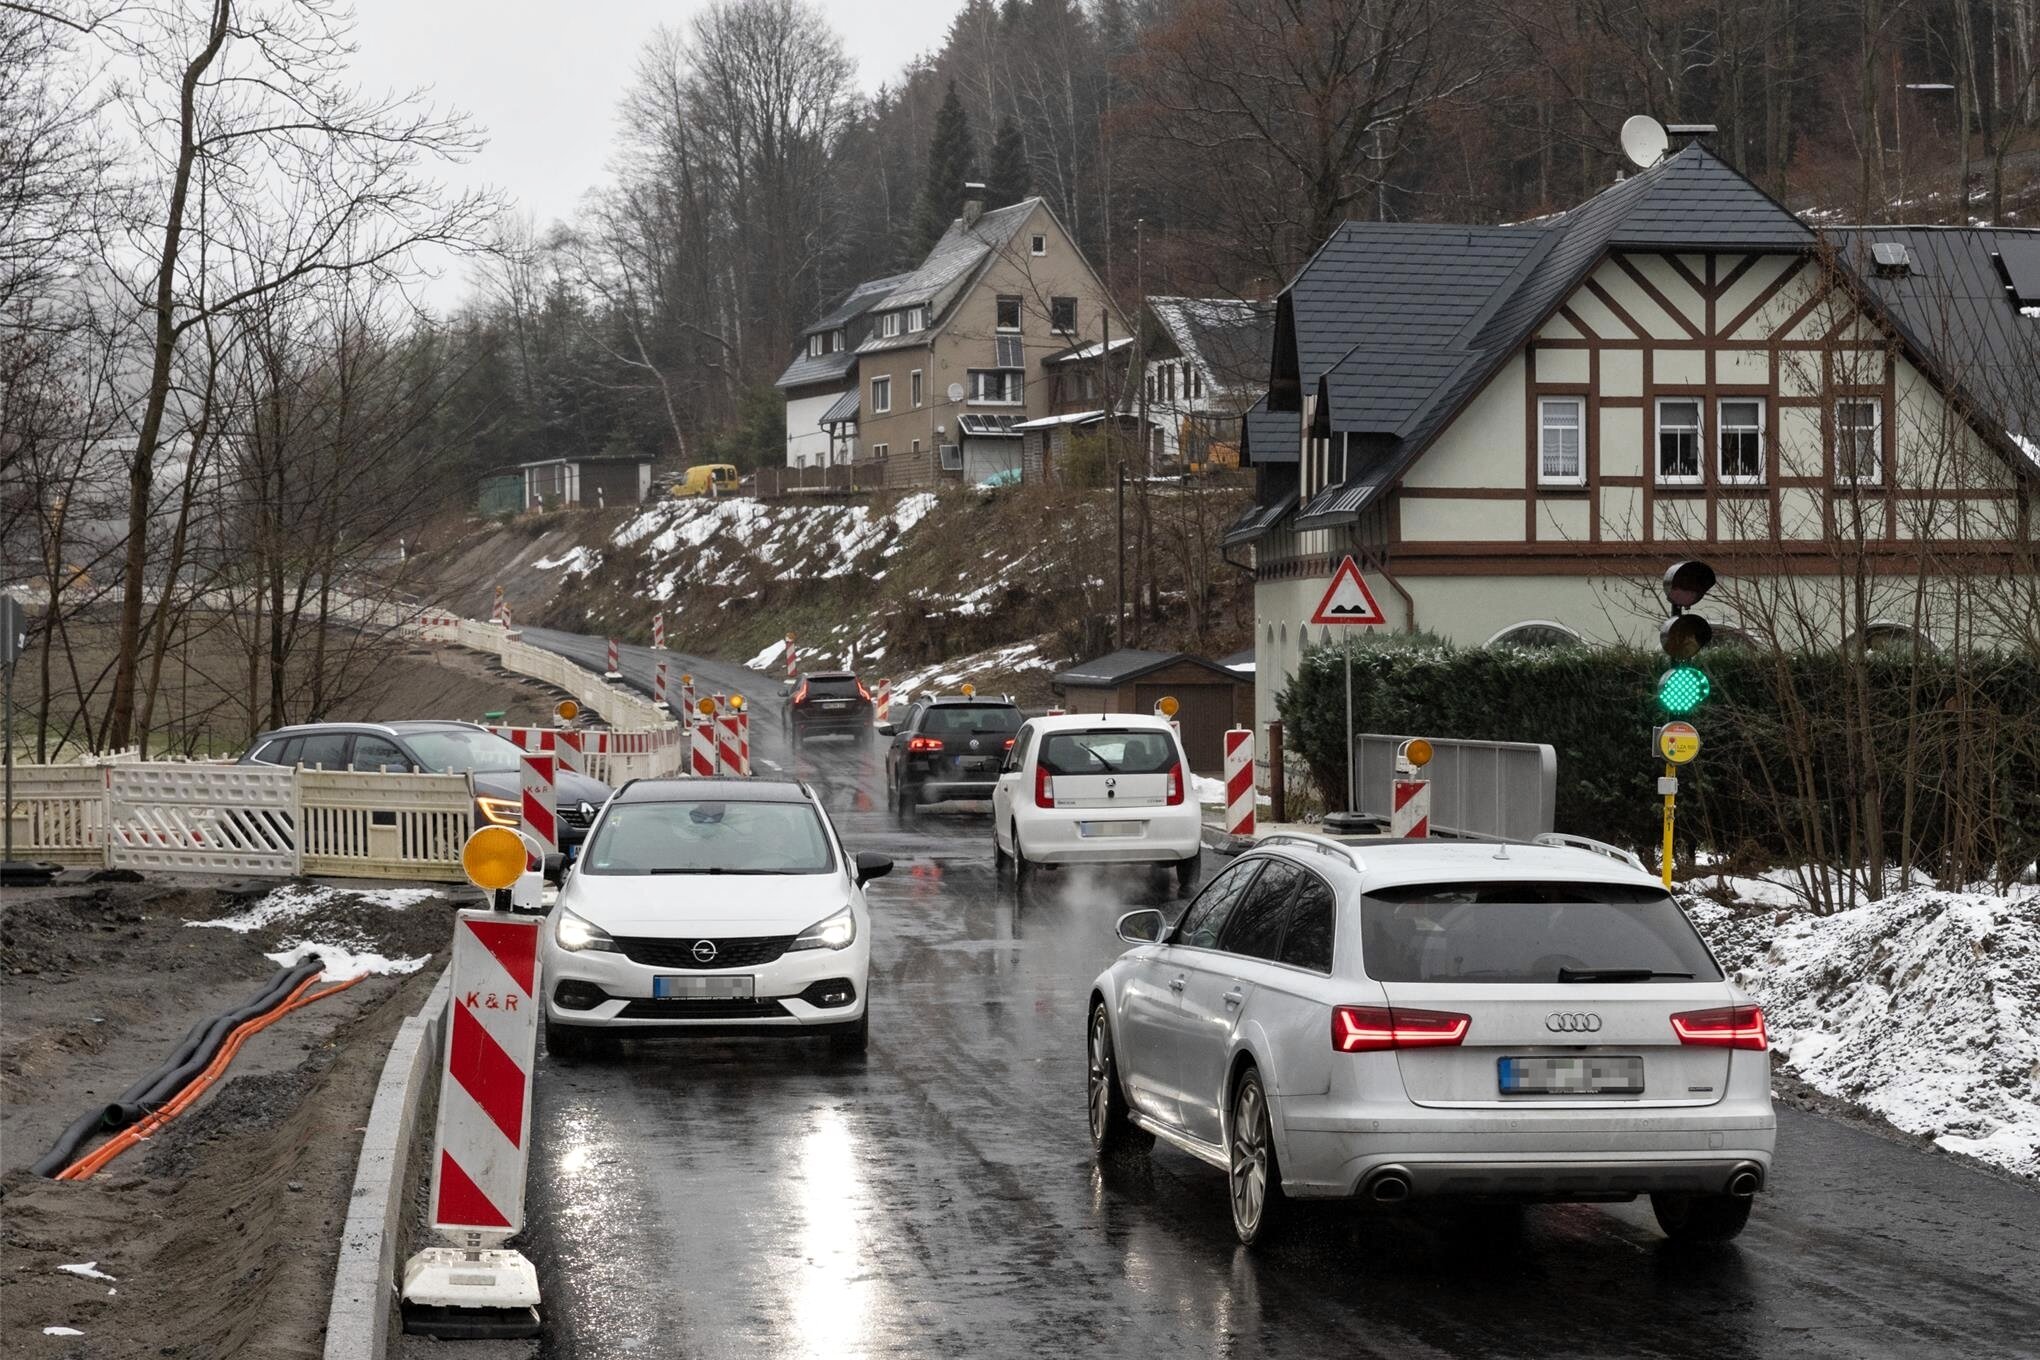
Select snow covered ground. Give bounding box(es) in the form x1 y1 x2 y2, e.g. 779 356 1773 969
1685 883 2040 1180
188 883 436 981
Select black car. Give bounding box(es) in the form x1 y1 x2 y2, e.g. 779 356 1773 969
239 720 614 851
786 671 874 745
882 696 1024 808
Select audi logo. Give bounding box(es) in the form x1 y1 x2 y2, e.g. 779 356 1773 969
692 940 718 964
1545 1012 1603 1033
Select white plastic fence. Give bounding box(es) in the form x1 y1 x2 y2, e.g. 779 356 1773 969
414 615 676 735
7 760 474 880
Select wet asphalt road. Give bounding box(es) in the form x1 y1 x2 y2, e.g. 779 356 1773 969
504 629 2040 1359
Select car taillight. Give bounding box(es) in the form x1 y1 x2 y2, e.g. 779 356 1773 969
1003 738 1014 750
1165 760 1185 806
856 680 872 701
1671 1005 1768 1051
1035 764 1055 808
1331 1005 1471 1052
908 736 943 753
791 681 809 704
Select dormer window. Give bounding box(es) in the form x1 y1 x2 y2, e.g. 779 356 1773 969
807 334 823 358
880 311 901 338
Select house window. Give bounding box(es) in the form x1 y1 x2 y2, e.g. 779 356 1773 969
1656 397 1703 485
910 369 923 408
871 443 888 459
1050 296 1076 334
1164 365 1176 403
1719 398 1765 483
871 375 892 414
1191 367 1202 400
968 369 1022 404
1030 233 1046 256
911 438 921 455
1835 397 1883 484
1538 397 1585 485
879 311 901 338
807 334 823 358
940 443 964 470
1145 373 1155 402
996 295 1022 332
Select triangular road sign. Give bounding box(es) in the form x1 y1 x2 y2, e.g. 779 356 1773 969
1309 555 1389 626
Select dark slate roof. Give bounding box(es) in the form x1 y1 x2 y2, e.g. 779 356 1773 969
858 199 1041 355
1148 297 1277 396
1221 489 1297 547
817 387 859 426
1833 227 2040 473
775 273 908 389
1050 648 1243 688
1240 394 1298 465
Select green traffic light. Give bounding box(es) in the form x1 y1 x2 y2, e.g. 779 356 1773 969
1657 665 1710 714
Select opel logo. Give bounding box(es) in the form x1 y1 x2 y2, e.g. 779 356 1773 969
1545 1012 1602 1033
692 940 718 964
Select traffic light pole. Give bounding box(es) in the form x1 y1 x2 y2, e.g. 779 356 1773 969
1659 760 1676 888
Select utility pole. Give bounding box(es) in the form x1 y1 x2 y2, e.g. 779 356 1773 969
1116 462 1127 649
1134 219 1148 475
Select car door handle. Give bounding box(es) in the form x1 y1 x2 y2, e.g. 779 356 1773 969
1222 988 1245 1008
1168 977 1185 993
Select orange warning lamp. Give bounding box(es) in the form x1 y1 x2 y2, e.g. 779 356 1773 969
553 699 579 723
681 673 694 685
1156 695 1180 718
461 825 527 891
697 696 717 716
730 694 746 711
960 682 975 697
1397 737 1434 772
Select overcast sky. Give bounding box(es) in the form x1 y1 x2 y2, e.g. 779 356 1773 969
347 0 966 299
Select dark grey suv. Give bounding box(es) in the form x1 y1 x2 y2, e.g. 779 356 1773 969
239 720 613 851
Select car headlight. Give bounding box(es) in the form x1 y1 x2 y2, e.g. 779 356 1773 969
477 796 520 827
554 907 618 953
787 906 856 952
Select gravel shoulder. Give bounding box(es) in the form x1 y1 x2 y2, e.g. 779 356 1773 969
1 879 463 1357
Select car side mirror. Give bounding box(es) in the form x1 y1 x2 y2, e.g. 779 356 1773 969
875 721 894 736
1116 909 1165 945
853 852 894 886
542 852 566 885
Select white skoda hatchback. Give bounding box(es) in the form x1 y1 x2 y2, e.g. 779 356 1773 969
1086 833 1774 1246
541 779 890 1059
991 714 1205 893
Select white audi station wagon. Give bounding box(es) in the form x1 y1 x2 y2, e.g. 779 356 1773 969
1086 832 1775 1246
541 779 890 1059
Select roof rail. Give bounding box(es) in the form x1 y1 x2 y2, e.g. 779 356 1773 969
1532 832 1648 874
1256 832 1365 871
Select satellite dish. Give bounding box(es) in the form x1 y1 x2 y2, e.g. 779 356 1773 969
1620 115 1669 170
946 382 965 402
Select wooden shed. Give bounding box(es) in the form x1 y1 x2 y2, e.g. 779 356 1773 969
1048 648 1253 775
519 456 652 511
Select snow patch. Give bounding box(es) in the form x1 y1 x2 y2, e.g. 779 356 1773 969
745 638 787 671
264 941 430 982
57 1264 115 1282
533 545 598 574
1687 885 2040 1179
44 1328 85 1337
188 883 437 933
1193 775 1228 807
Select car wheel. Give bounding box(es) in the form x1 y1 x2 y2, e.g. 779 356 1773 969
1651 1192 1753 1243
1088 1001 1153 1158
545 1015 600 1064
829 1008 870 1057
1012 829 1034 895
1228 1066 1287 1246
993 827 1012 877
1175 854 1202 895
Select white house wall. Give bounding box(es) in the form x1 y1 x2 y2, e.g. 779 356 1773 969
785 391 841 467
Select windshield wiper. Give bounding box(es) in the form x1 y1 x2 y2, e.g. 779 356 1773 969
1558 967 1694 983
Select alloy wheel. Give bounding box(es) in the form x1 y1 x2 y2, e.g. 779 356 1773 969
1230 1080 1268 1235
1088 1010 1111 1142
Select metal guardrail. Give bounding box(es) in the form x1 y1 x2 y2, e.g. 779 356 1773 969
1352 732 1557 840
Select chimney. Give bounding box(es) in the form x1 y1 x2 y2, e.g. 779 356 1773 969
962 181 986 228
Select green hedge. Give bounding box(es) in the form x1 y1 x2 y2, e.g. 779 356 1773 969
1276 635 2040 877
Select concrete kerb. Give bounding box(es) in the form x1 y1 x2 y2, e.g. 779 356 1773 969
322 966 451 1360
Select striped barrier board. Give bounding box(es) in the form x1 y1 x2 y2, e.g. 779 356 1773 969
605 637 620 676
552 729 582 779
680 676 696 717
519 751 556 866
651 613 664 649
736 710 751 777
874 679 891 725
717 712 741 776
691 719 719 776
654 660 668 708
428 910 540 1246
1391 778 1431 838
1224 729 1255 838
783 636 797 680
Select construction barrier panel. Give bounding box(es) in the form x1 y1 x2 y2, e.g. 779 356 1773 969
429 911 541 1246
1224 729 1255 838
106 764 298 876
651 613 665 649
298 770 474 881
1391 778 1432 838
717 712 742 776
519 752 557 867
691 719 718 776
874 680 891 725
6 764 112 867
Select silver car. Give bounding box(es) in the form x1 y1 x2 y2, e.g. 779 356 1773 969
1086 832 1775 1246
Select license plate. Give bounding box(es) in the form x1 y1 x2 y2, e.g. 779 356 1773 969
1499 1055 1644 1095
959 757 993 772
819 700 850 710
1077 821 1141 838
653 975 755 1000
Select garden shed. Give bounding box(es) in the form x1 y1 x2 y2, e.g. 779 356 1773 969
1049 648 1252 774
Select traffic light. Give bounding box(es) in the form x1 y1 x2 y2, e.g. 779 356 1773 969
1657 560 1716 713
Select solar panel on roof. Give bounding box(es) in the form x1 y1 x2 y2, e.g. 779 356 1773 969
1996 238 2040 305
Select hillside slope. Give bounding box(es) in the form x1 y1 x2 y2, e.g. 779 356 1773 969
412 484 1253 698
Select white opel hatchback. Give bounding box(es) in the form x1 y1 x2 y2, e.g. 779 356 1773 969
1086 833 1775 1246
541 779 890 1059
991 714 1205 893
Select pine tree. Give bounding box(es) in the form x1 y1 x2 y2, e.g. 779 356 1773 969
914 80 978 252
986 117 1030 208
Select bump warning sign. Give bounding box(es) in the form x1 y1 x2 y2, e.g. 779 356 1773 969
1308 556 1388 627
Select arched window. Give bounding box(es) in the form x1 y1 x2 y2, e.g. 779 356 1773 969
1483 620 1584 649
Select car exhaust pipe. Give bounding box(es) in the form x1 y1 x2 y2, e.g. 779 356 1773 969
1726 1165 1762 1198
1365 1168 1412 1203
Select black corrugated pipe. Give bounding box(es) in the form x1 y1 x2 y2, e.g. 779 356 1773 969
29 958 325 1178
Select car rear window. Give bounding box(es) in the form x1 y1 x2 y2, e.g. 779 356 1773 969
802 676 864 699
581 800 836 875
921 705 1021 738
1360 881 1722 984
1039 729 1177 775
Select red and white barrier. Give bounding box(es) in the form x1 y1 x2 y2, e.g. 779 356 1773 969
1391 778 1431 838
736 709 751 776
717 711 742 775
519 751 556 868
691 719 719 776
874 679 891 725
710 691 726 714
680 674 696 718
1045 706 1066 717
551 729 582 780
604 637 620 677
651 613 665 649
1224 728 1256 838
784 634 797 680
654 660 668 708
498 602 513 631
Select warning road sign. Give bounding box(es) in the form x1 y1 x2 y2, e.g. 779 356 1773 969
1309 556 1388 626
